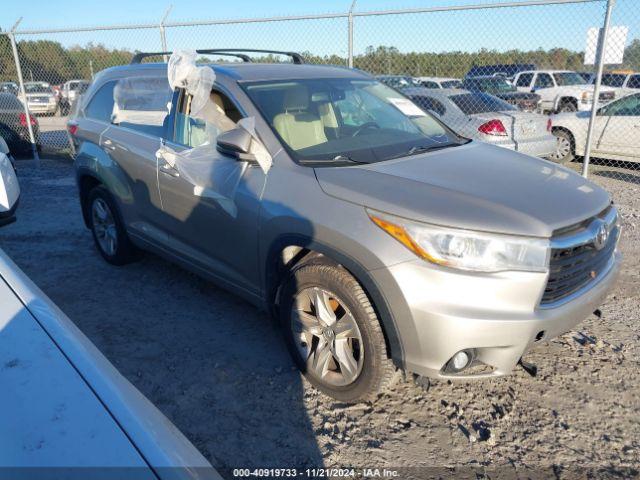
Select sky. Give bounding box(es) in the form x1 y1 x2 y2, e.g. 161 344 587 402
1 0 639 58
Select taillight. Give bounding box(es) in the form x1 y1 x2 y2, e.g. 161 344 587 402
478 119 507 136
547 118 552 132
19 112 37 127
67 124 78 136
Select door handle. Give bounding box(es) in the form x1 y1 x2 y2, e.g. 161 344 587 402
159 162 180 177
102 139 117 151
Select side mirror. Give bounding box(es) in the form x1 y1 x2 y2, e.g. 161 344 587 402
216 127 257 162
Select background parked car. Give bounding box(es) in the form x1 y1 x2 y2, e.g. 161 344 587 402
375 74 423 91
405 87 556 157
550 92 640 164
60 79 90 115
0 92 39 155
414 76 462 89
513 70 616 113
0 82 19 96
462 76 540 112
18 81 58 116
464 63 536 80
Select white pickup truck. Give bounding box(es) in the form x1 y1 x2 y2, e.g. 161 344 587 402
513 70 616 113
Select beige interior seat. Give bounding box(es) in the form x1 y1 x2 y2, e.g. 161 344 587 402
273 85 327 150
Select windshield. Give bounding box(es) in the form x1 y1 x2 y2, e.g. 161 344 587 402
243 78 463 165
25 84 52 94
449 92 516 114
553 72 586 86
466 78 515 93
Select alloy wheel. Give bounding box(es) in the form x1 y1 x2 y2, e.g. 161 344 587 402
291 287 364 387
91 197 118 256
551 135 571 161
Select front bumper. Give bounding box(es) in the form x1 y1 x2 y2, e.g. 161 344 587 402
371 251 621 380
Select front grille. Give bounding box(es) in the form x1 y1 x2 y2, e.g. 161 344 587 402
599 91 615 101
541 208 618 306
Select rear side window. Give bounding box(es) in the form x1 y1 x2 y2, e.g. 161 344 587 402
601 74 626 88
449 92 515 114
627 75 640 89
112 76 173 137
516 73 533 87
84 81 117 122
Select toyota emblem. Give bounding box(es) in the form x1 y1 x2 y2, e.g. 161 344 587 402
593 223 609 250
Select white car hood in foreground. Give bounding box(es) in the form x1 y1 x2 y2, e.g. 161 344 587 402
0 249 220 479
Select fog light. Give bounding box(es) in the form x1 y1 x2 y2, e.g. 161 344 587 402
443 349 475 374
451 351 470 370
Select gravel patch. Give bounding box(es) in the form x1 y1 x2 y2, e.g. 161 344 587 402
1 158 638 478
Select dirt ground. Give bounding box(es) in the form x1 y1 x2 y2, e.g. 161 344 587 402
1 158 638 479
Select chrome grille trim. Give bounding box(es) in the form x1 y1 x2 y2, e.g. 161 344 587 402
540 206 619 307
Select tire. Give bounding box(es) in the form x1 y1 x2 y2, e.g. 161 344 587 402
279 262 395 403
86 185 138 265
549 129 575 164
558 101 577 113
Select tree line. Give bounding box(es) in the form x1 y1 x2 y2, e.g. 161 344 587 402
1 36 639 85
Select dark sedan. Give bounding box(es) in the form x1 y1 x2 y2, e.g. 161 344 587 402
462 76 540 112
0 93 39 155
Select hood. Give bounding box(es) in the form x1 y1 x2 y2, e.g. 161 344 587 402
315 142 610 238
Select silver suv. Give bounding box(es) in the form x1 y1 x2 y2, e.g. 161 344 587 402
70 50 621 403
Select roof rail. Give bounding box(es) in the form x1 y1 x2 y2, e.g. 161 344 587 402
130 48 305 65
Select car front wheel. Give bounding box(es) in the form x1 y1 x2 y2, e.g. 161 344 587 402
279 262 395 403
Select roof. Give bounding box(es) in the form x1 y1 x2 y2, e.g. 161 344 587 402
100 62 369 82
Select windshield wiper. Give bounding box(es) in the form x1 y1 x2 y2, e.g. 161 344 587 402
388 143 457 160
299 155 367 166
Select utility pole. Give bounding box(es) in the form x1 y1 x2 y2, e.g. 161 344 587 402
582 0 615 178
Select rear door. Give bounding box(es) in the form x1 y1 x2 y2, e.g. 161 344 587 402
95 74 172 242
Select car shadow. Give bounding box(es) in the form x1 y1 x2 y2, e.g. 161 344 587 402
593 169 640 185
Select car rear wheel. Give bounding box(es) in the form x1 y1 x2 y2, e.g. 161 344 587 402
87 186 138 265
550 129 575 164
279 262 395 403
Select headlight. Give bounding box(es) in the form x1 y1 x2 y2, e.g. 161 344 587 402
368 210 549 273
581 91 593 103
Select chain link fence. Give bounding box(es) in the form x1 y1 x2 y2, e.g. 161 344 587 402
0 0 638 182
